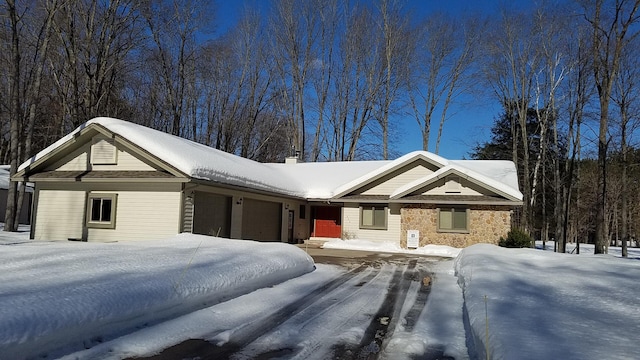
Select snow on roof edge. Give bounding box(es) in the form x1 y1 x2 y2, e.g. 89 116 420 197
18 118 521 201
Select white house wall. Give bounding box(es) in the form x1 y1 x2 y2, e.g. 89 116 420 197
33 183 182 242
361 165 433 195
342 203 401 243
88 191 181 241
45 136 155 172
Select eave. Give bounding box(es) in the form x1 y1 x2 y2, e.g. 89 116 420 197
19 170 187 183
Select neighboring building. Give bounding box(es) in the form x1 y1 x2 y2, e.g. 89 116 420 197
0 165 33 225
13 117 523 247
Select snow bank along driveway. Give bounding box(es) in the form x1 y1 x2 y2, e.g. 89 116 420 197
456 244 640 360
0 234 314 359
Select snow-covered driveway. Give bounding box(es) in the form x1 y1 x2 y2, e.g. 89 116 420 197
135 254 466 360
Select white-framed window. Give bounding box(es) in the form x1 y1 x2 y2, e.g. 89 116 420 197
360 204 387 230
438 207 469 233
87 193 117 229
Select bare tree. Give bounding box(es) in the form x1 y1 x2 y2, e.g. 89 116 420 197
407 13 455 152
482 6 543 232
375 0 409 159
611 39 640 257
139 0 211 137
309 0 339 161
406 12 477 155
559 16 593 254
326 6 384 161
3 0 21 232
270 0 319 160
583 0 640 254
50 0 140 128
530 4 566 251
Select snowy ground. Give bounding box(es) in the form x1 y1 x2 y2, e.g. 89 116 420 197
456 243 640 360
322 238 461 258
0 233 315 359
1 230 639 359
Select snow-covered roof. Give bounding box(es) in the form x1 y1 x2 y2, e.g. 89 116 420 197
18 117 521 201
0 166 10 190
0 165 33 192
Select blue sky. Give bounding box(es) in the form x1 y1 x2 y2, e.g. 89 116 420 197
212 0 534 160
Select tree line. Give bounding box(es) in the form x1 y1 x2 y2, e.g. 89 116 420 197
2 0 640 258
472 0 640 257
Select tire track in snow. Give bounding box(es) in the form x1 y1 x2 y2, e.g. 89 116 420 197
235 263 394 359
333 260 418 359
195 262 379 359
140 257 439 360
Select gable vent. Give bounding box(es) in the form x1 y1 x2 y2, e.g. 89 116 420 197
445 176 462 193
91 136 117 165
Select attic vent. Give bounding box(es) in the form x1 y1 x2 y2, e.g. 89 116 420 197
445 176 462 193
91 137 117 165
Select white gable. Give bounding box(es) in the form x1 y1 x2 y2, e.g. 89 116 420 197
391 164 523 201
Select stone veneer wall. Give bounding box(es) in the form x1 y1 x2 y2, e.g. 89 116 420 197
400 204 512 248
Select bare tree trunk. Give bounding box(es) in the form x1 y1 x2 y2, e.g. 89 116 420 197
4 0 20 232
587 0 640 254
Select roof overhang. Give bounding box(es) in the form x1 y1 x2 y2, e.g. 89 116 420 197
334 194 522 206
20 171 187 183
189 178 307 201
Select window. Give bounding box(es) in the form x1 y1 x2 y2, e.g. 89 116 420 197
87 193 117 229
360 205 387 230
299 204 306 219
438 207 468 232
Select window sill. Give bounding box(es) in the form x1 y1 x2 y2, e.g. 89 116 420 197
87 222 116 229
437 229 469 234
359 226 388 230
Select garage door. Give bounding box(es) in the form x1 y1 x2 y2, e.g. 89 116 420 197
242 198 282 241
193 191 231 238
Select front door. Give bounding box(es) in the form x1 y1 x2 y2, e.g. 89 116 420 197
312 206 342 238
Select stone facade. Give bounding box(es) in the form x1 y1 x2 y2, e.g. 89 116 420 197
400 204 512 248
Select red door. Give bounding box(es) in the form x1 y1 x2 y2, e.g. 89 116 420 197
312 206 342 238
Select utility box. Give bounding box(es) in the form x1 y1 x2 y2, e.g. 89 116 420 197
407 230 419 249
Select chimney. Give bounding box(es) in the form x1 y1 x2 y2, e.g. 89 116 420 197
285 150 302 164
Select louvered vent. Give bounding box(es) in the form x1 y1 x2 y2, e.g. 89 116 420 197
90 137 117 164
182 195 194 233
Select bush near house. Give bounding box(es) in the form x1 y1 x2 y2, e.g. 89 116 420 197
498 228 533 248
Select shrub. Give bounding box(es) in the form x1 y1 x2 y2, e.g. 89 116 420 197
499 228 533 248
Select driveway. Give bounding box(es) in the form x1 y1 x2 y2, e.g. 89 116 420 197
137 247 460 360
